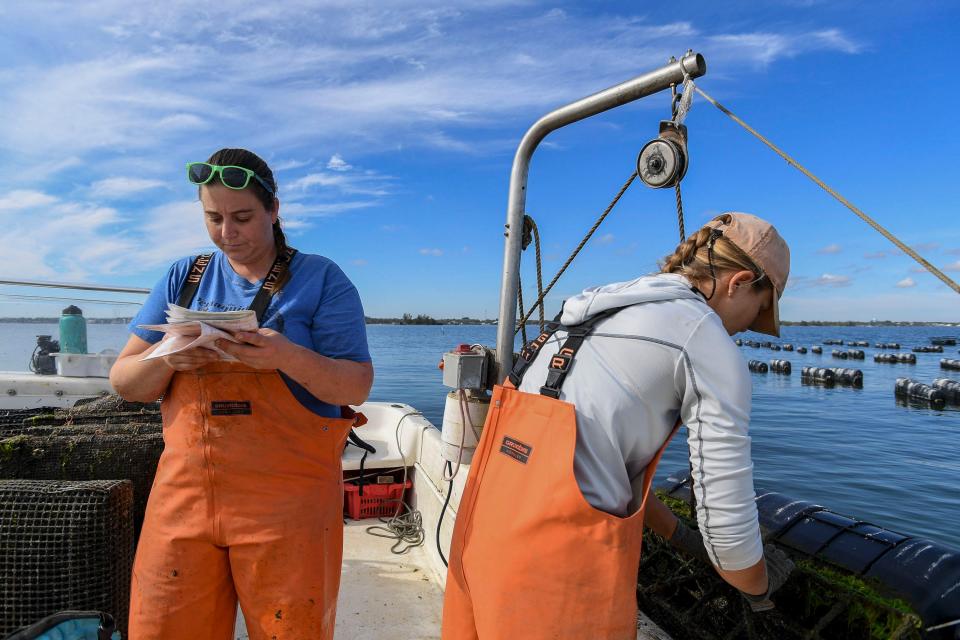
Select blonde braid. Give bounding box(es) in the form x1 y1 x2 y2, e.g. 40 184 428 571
660 214 771 293
661 227 713 274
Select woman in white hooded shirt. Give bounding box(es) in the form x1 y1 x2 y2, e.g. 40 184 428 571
515 211 793 609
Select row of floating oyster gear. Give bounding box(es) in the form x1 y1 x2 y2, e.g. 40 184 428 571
875 352 916 364
831 349 865 360
801 367 864 387
746 352 960 406
896 378 949 408
941 358 960 371
737 337 957 350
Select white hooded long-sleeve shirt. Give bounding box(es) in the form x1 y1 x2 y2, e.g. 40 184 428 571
516 272 763 571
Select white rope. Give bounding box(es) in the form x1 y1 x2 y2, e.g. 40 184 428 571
673 72 695 126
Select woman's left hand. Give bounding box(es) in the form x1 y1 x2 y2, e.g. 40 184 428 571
216 329 297 371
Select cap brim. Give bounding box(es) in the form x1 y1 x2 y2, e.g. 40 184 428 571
749 288 781 337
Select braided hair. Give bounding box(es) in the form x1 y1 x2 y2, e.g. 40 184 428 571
660 213 770 297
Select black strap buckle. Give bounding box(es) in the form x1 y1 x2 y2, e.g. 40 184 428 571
539 386 561 399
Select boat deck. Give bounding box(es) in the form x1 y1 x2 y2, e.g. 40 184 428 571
235 519 671 640
235 520 444 640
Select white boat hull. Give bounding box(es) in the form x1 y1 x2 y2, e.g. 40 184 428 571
0 371 113 410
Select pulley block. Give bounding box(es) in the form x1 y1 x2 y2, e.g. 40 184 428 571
637 120 688 189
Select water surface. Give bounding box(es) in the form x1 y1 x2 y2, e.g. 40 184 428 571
2 322 957 547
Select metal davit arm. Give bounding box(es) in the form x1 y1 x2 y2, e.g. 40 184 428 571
495 52 707 381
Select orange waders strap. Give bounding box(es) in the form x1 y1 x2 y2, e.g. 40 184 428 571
176 253 214 308
248 247 297 323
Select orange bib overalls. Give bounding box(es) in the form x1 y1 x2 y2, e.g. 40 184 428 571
442 313 679 640
129 362 360 640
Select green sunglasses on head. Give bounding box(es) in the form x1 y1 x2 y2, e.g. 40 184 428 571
186 162 275 195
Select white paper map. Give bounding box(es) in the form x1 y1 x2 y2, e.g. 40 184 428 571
139 304 258 361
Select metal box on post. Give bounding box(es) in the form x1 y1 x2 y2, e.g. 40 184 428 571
442 346 488 390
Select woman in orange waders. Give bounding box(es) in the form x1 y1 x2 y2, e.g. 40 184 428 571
110 148 373 640
442 213 795 639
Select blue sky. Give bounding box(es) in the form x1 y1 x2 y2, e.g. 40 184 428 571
0 1 958 320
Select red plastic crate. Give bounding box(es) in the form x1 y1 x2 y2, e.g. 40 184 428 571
343 480 412 519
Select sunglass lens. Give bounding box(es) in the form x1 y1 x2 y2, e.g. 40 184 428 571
188 163 213 184
220 167 249 189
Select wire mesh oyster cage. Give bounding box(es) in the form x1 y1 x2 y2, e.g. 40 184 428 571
0 397 164 541
639 471 959 639
0 479 134 638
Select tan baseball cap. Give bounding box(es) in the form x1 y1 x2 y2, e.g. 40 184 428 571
705 212 790 337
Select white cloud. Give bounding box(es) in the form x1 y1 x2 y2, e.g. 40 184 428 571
327 154 352 171
0 5 863 163
811 273 851 287
89 177 165 199
419 248 443 257
788 273 852 289
596 233 615 246
896 277 916 288
816 243 842 255
351 259 368 266
0 4 867 285
943 261 960 273
707 28 861 67
273 158 312 172
136 199 213 268
0 196 140 280
0 190 58 210
281 200 380 218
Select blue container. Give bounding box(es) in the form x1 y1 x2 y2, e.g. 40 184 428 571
59 305 88 354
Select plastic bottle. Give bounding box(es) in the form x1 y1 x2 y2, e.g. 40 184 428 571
59 305 88 354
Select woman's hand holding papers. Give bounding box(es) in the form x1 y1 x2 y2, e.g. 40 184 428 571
216 329 295 371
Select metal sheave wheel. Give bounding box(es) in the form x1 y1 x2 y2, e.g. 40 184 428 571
637 137 686 188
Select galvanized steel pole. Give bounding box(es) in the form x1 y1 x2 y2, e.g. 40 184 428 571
495 52 707 381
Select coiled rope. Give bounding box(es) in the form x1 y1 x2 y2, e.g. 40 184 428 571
695 85 960 295
364 411 425 554
517 215 546 343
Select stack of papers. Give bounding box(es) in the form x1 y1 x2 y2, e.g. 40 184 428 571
139 303 258 361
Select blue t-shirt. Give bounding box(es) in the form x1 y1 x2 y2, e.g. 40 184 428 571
129 250 371 417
